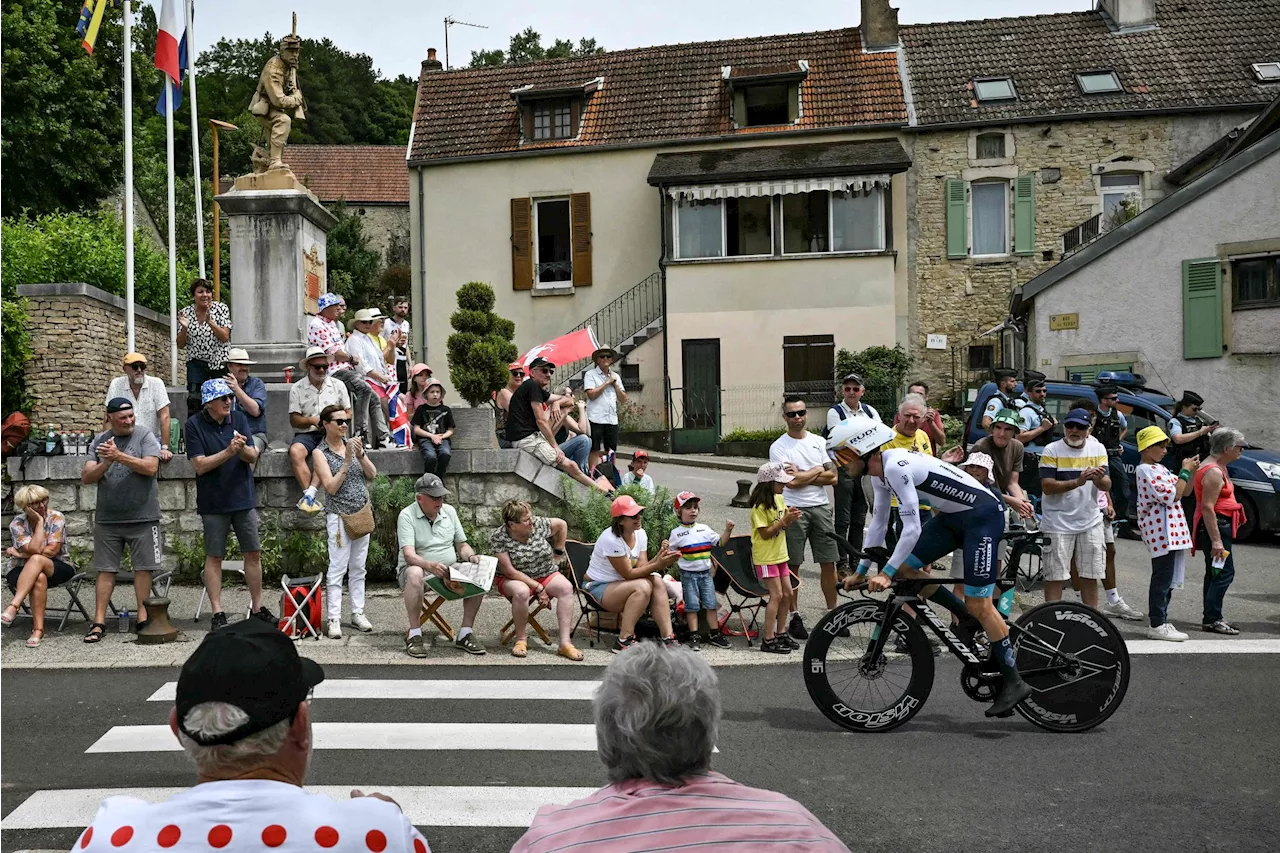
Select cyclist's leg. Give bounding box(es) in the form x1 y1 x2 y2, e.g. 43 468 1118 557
901 514 969 620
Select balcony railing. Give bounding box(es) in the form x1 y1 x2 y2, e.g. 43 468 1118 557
1061 212 1103 257
551 272 662 386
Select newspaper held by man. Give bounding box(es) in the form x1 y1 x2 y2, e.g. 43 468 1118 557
450 555 497 591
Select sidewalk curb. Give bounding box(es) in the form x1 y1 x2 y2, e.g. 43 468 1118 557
617 450 761 475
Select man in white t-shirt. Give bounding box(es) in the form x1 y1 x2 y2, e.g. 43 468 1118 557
105 352 173 460
1039 407 1111 607
582 346 627 474
76 619 429 852
384 298 412 393
769 396 839 639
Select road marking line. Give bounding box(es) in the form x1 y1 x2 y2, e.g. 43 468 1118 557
0 786 598 830
146 679 602 702
1125 638 1280 655
86 723 600 754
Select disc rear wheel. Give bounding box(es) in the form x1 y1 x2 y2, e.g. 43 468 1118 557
803 600 935 733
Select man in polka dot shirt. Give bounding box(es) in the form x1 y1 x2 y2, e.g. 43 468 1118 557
75 620 429 852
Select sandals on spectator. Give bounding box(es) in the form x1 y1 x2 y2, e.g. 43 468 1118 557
1 605 17 625
511 638 528 658
84 622 107 643
26 629 43 648
1202 620 1240 635
557 643 584 662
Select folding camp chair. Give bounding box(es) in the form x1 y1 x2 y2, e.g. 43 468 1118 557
194 560 252 621
565 539 620 648
104 569 174 622
711 535 769 646
279 574 324 640
7 569 91 631
498 576 555 647
417 575 487 642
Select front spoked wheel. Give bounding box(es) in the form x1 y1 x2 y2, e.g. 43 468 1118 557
1012 601 1130 732
803 600 935 733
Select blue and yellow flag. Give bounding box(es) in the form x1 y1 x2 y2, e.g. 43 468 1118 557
76 0 119 55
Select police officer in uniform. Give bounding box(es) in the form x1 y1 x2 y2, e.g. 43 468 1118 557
1093 384 1130 521
1016 376 1056 498
981 368 1021 432
1167 390 1218 519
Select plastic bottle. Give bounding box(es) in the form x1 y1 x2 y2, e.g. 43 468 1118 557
118 607 129 633
45 425 57 454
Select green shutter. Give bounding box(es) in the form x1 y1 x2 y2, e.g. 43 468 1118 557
1013 174 1035 255
1182 258 1224 359
945 179 968 258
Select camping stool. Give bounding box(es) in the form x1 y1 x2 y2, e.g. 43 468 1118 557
8 569 91 631
499 591 554 647
279 574 324 640
194 560 251 621
730 479 753 508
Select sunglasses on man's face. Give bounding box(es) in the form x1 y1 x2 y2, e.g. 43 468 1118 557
128 363 147 371
784 410 807 418
1064 423 1089 431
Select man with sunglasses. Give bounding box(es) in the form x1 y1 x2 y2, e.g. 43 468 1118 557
509 358 610 492
105 352 173 461
1039 408 1111 607
769 396 840 638
288 347 352 515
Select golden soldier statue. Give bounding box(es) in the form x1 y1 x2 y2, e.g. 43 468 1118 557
249 14 306 172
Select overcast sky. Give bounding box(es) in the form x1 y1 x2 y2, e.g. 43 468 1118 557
182 1 1093 79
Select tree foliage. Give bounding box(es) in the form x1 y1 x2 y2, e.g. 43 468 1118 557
324 201 382 309
836 345 912 411
469 27 603 67
446 282 517 407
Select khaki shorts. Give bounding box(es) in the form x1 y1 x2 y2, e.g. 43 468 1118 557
784 504 838 566
515 433 559 466
1103 519 1115 545
1043 522 1105 582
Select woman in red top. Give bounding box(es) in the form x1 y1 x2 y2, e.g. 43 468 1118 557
1191 427 1248 635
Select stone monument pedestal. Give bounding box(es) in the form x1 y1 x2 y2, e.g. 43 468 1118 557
214 183 337 379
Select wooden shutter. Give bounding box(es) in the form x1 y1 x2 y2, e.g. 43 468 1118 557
1182 258 1224 359
571 192 592 286
511 198 533 291
945 179 968 258
1013 173 1035 255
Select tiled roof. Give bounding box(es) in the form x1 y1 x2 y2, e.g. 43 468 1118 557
901 0 1280 126
284 145 408 204
409 28 906 163
647 139 910 185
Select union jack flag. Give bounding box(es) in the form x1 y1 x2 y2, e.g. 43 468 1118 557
387 386 411 447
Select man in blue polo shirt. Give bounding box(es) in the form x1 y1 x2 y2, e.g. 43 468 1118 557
186 379 275 631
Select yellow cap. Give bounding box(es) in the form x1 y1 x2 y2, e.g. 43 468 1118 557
1136 425 1170 451
123 352 147 366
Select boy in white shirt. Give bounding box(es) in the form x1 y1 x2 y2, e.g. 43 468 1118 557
667 491 734 650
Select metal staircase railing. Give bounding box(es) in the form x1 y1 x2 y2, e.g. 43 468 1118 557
1061 212 1103 257
551 272 662 386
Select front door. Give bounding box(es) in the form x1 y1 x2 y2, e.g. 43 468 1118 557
674 339 720 453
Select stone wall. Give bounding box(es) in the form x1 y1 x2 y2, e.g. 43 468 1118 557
349 204 410 267
905 110 1258 407
4 448 567 571
18 283 186 433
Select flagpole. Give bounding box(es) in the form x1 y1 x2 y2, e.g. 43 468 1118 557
185 0 206 278
123 1 136 353
165 78 178 386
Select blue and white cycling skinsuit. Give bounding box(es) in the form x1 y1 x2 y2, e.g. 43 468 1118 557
859 449 1007 598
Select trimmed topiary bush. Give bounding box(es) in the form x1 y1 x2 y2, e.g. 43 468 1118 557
446 282 518 407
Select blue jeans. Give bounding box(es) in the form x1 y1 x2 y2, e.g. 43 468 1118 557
418 437 451 476
560 434 590 472
1195 516 1236 624
1148 551 1177 628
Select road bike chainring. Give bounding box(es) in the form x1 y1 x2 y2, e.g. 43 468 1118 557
960 665 1001 703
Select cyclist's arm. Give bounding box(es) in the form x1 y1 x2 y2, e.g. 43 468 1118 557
884 474 924 576
857 477 892 574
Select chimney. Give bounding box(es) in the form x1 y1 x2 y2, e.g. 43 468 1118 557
1098 0 1156 30
422 47 443 73
860 0 900 51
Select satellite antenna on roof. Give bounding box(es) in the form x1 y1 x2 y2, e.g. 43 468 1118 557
444 16 488 70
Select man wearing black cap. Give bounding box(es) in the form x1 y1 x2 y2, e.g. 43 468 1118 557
824 373 881 571
981 368 1022 432
1093 384 1130 520
77 619 429 851
81 398 164 643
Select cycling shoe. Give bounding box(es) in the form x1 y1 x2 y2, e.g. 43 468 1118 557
985 679 1033 718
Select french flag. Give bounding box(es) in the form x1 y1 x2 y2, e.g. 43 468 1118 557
388 387 411 448
154 0 182 85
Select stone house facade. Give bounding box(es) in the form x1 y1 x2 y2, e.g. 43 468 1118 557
897 0 1280 408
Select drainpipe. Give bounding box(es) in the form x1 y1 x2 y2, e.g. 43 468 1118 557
657 186 671 443
417 168 428 364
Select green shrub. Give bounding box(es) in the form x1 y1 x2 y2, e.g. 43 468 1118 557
2 297 33 415
561 482 677 559
368 474 417 581
721 427 786 443
942 413 966 449
446 282 518 407
835 345 911 409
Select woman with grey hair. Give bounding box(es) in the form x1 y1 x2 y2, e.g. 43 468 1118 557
514 643 850 852
1190 426 1248 634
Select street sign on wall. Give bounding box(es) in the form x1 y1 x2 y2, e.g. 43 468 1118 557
1049 313 1079 331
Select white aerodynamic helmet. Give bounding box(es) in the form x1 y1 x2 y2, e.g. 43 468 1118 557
827 416 896 459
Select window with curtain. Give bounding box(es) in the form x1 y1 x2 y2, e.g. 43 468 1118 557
971 181 1008 256
1232 255 1280 308
782 188 884 254
675 198 724 259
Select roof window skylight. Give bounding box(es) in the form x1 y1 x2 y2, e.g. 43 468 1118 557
973 78 1017 102
1077 71 1123 94
1252 62 1280 82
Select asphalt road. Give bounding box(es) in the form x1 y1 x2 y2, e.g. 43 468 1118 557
4 656 1279 853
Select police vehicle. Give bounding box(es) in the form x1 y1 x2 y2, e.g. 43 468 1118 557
965 371 1279 540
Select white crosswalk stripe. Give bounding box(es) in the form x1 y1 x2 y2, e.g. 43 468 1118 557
3 677 614 838
1124 638 1280 655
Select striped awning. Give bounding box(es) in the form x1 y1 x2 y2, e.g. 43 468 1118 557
666 174 891 201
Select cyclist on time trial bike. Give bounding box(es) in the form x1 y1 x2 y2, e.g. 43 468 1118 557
827 417 1034 717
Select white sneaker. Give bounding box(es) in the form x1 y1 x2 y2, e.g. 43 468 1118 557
326 622 342 639
1102 598 1144 621
351 612 373 633
1147 622 1188 642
